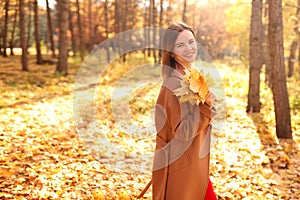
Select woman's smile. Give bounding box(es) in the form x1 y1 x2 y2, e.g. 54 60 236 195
183 51 195 59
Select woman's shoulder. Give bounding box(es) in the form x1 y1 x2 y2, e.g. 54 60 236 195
162 70 183 91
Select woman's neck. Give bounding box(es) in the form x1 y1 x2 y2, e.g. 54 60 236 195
175 62 191 75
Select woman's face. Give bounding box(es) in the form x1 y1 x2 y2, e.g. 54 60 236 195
173 29 197 68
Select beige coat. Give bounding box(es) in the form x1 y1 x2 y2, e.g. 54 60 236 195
152 70 216 200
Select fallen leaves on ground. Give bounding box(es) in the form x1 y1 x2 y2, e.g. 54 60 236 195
0 56 299 199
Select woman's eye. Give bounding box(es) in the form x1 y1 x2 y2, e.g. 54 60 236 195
189 40 195 44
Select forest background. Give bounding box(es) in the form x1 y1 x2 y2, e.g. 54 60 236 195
0 0 300 199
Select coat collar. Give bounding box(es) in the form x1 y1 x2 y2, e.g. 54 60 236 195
170 69 184 80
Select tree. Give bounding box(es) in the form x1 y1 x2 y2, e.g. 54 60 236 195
151 0 157 62
9 1 18 56
56 0 69 75
122 0 128 62
68 8 76 57
287 0 300 78
182 0 187 23
268 0 292 139
19 0 28 71
87 0 93 51
2 0 9 57
114 0 123 57
26 4 32 53
34 0 43 64
263 0 271 85
104 0 110 63
247 0 263 113
288 38 298 78
46 0 56 58
75 0 84 61
158 0 164 61
114 0 120 35
142 1 148 58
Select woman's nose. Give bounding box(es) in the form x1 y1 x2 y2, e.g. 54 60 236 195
185 43 193 51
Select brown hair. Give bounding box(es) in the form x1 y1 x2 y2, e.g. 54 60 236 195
161 22 195 80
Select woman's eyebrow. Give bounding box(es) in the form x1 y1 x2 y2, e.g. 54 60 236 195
175 38 195 45
175 42 184 46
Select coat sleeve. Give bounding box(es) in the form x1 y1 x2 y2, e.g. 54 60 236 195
157 86 213 141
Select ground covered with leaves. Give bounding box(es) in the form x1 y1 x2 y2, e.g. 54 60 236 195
0 55 299 199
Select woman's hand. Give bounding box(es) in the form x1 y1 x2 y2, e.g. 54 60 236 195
204 91 215 108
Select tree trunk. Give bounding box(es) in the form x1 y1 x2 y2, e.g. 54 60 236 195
114 0 120 34
297 0 300 75
34 0 43 64
288 40 297 78
2 0 9 57
75 0 84 61
114 0 120 55
46 0 56 58
56 0 69 75
142 4 148 58
104 0 110 63
264 35 272 85
159 0 164 61
122 0 128 62
298 31 300 76
268 0 292 139
10 2 18 56
147 0 151 57
26 4 32 53
298 30 300 76
247 0 263 113
151 0 157 63
88 0 93 51
287 0 300 78
264 0 271 85
69 9 76 57
182 0 187 23
19 0 28 71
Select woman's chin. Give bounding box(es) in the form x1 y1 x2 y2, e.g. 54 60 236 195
175 56 196 66
185 58 196 64
184 55 196 63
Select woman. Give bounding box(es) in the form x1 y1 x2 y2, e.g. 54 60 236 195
152 22 217 200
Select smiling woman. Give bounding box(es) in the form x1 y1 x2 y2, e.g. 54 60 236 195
147 22 218 200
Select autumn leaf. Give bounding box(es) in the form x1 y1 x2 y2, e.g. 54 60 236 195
93 189 105 200
173 66 208 105
118 188 130 200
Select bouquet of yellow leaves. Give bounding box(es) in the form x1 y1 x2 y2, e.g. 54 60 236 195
173 66 213 105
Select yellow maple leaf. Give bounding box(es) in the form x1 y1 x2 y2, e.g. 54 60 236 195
174 66 209 105
93 189 105 200
188 67 208 100
118 188 130 200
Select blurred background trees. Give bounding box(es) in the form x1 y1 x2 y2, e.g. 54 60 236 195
0 0 299 69
0 0 299 138
0 0 243 64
